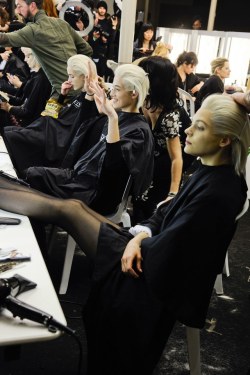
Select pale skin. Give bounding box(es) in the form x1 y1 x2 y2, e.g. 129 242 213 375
61 61 98 99
89 74 139 143
121 107 231 278
215 62 231 80
140 29 154 53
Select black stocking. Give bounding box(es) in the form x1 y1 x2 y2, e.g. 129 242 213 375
0 176 121 259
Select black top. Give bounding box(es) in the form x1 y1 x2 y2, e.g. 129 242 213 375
3 94 99 173
8 68 51 127
178 72 201 97
84 162 247 374
195 74 224 111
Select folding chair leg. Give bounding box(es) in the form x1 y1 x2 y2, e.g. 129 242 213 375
214 274 224 295
223 252 230 277
59 235 76 295
186 326 201 375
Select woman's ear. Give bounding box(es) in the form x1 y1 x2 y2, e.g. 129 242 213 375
219 137 231 148
131 90 138 99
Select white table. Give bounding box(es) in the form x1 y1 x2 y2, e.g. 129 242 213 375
0 136 67 346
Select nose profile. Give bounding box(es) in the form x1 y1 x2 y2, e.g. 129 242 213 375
185 125 192 135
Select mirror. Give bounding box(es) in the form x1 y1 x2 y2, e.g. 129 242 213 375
59 1 94 37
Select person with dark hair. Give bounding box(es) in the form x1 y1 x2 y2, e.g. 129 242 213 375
0 5 9 31
132 56 191 222
176 50 203 97
0 0 92 95
0 93 249 375
195 57 231 111
88 0 118 78
133 22 156 61
192 15 202 30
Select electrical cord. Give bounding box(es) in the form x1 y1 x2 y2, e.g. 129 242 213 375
59 299 85 374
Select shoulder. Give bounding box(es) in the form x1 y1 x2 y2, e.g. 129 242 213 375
161 109 180 126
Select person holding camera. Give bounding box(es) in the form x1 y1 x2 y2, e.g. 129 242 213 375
88 1 118 79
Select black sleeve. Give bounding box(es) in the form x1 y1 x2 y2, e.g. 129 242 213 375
138 201 171 235
103 141 124 171
80 96 99 122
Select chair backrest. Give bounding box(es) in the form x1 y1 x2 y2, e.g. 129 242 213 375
178 87 195 118
106 175 132 224
236 197 249 221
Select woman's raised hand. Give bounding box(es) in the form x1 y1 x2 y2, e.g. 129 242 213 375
89 79 116 118
61 81 73 96
232 91 250 112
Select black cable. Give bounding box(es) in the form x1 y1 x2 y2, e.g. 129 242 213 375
65 328 83 375
59 299 85 373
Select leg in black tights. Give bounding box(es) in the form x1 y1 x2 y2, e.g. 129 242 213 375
0 176 121 259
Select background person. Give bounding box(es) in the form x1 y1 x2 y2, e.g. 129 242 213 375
88 1 118 79
133 22 156 61
192 15 202 30
195 57 231 111
176 50 204 97
0 47 51 128
132 56 185 222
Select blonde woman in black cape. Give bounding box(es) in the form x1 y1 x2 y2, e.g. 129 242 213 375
0 93 249 374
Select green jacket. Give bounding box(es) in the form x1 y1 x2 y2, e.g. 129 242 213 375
0 10 93 94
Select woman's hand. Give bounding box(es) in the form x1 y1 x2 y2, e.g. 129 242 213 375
190 81 204 95
0 102 11 112
61 81 73 96
6 73 22 88
90 79 116 118
232 91 250 112
121 237 143 278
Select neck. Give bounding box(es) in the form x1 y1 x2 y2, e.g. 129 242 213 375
215 73 223 81
200 151 231 167
177 65 186 81
144 107 162 129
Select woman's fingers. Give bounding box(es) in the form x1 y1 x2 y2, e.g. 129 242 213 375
121 254 141 278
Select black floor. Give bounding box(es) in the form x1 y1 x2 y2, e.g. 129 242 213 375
1 208 250 375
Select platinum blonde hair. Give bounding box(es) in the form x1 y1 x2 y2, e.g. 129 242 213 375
201 94 250 176
21 47 40 70
67 55 97 78
114 64 149 110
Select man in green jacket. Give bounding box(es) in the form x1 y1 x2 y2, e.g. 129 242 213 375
0 0 93 95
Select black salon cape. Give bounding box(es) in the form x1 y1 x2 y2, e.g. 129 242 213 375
3 93 98 173
84 162 247 375
26 112 154 214
7 68 51 127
